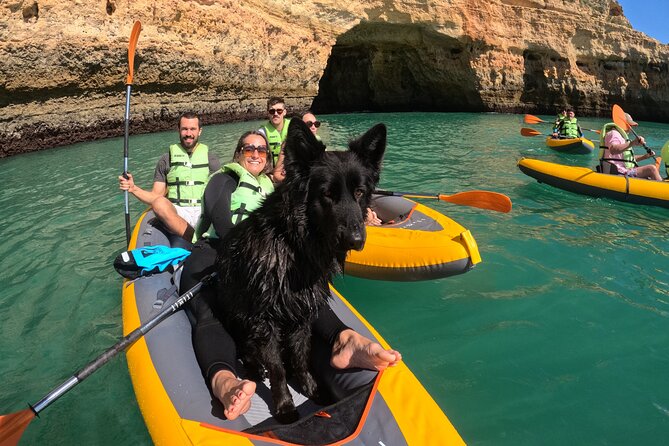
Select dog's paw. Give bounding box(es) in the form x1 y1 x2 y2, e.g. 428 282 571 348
299 373 319 399
275 403 299 424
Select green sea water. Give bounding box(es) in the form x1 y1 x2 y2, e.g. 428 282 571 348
1 112 668 445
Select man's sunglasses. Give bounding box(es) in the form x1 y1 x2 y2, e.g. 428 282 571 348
240 144 268 158
304 121 321 128
268 108 285 115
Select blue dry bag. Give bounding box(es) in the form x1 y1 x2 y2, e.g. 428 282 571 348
113 245 191 279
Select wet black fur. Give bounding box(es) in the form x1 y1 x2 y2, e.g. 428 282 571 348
213 119 386 423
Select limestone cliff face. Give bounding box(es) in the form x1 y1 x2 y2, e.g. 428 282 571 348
1 0 667 156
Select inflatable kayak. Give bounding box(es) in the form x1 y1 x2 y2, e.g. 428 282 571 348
545 136 594 154
345 194 481 281
518 158 669 208
121 211 465 445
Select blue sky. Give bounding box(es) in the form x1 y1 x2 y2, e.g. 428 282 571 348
616 0 669 44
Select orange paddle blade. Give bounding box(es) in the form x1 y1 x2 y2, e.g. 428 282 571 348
524 114 546 124
0 409 36 446
520 127 543 137
126 21 142 85
612 104 630 131
438 191 512 213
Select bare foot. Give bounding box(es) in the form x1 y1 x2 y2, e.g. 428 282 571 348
330 329 402 371
211 369 256 420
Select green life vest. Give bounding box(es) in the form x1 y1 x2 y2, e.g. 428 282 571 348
559 117 580 139
262 117 291 165
598 123 636 174
661 140 669 178
198 163 275 239
166 143 210 206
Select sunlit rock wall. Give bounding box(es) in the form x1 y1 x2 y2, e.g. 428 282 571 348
1 0 667 156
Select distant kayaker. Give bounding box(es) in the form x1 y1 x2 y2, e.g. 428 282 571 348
552 109 583 139
180 129 401 421
598 116 662 181
258 97 291 166
118 112 221 242
552 107 567 131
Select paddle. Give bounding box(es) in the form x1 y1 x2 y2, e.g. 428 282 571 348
523 114 551 125
523 115 600 134
612 104 656 160
123 21 142 247
521 127 549 137
374 189 512 213
0 273 216 446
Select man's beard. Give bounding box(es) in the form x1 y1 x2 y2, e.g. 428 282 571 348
181 135 198 150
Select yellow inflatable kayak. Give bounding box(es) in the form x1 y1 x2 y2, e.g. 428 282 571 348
122 211 466 445
345 195 481 281
518 157 669 208
545 136 594 154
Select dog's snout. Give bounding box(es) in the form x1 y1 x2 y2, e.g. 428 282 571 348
345 224 366 251
350 232 365 251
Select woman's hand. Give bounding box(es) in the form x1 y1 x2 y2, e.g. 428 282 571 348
365 208 381 226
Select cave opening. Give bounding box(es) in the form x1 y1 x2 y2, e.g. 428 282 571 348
312 22 486 114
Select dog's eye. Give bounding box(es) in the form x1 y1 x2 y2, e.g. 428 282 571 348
354 189 364 200
323 189 332 199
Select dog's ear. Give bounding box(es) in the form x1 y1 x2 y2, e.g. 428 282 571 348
284 118 326 176
348 123 386 181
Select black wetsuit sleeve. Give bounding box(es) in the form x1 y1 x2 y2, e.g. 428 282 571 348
202 171 238 240
313 303 350 347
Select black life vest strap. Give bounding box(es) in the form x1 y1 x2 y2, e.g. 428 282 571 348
169 162 209 169
168 197 201 205
166 180 206 186
238 181 262 193
232 203 248 225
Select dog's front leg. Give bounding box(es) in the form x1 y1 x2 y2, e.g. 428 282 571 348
261 334 299 424
287 325 318 399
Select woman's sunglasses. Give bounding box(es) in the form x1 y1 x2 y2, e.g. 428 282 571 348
268 108 285 115
304 121 321 128
240 144 268 158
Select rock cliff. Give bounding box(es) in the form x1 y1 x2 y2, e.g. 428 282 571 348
1 0 667 157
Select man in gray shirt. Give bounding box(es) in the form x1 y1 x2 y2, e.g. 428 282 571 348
119 112 220 241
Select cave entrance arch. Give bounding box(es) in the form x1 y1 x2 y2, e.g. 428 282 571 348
312 22 486 113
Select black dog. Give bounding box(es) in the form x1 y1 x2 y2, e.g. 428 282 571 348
213 119 386 423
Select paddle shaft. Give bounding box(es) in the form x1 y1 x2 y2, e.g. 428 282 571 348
375 190 438 199
28 273 215 415
123 21 141 248
123 84 132 247
625 124 656 159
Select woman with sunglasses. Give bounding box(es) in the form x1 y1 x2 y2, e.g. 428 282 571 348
196 130 275 234
302 111 324 146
